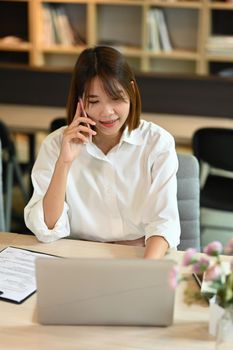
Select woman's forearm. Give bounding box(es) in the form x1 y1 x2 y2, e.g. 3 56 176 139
144 236 169 259
43 159 71 229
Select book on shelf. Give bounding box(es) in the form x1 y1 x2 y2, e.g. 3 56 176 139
55 6 76 45
147 9 161 52
50 5 62 44
154 8 172 53
64 5 86 45
42 4 85 46
42 4 55 45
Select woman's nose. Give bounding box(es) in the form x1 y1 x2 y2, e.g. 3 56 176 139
102 103 115 116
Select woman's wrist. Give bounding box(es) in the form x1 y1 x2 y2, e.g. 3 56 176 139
144 236 169 259
56 157 73 171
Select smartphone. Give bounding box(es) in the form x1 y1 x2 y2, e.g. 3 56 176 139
79 97 92 142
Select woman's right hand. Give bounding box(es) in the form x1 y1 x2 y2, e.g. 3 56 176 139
58 102 96 165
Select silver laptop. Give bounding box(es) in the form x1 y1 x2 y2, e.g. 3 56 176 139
35 258 176 326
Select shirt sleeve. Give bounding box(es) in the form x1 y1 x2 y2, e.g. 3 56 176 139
143 134 181 248
24 130 71 243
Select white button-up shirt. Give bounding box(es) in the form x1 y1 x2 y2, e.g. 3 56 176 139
24 120 180 247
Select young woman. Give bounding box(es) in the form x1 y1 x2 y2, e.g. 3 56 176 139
24 46 180 259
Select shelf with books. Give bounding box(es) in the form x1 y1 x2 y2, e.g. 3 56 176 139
1 0 233 76
34 1 88 66
145 5 203 74
42 2 86 46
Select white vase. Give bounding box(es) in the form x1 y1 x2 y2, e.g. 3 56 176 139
209 302 225 336
215 306 233 350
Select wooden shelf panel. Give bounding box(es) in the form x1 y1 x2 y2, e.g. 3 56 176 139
148 0 202 9
39 46 144 59
38 46 200 61
39 0 88 3
208 2 233 10
145 49 200 60
0 43 31 52
206 54 233 62
3 0 30 2
95 0 144 5
38 44 87 53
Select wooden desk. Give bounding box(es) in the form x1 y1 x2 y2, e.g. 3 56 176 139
0 232 216 350
1 104 233 146
0 104 66 171
0 104 65 133
1 103 233 156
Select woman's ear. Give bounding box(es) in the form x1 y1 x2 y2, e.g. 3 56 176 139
131 80 135 93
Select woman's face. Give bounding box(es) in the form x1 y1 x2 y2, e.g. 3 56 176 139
85 77 130 138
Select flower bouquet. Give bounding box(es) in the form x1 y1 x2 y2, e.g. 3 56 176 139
170 239 233 336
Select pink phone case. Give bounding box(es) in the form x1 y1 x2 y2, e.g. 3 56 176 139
79 97 92 142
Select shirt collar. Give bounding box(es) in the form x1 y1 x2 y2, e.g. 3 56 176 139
85 122 143 158
119 124 143 146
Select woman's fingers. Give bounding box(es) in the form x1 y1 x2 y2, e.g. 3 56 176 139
72 101 96 126
74 132 89 143
65 101 96 145
68 124 96 136
71 116 96 127
64 123 96 144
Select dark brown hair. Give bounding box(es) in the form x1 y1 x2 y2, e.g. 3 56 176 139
66 46 141 132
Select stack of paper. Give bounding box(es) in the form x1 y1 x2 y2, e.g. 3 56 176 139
0 246 56 303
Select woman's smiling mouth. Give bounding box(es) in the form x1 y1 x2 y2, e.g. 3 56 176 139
99 118 120 128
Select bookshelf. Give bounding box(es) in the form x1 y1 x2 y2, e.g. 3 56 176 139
1 0 233 76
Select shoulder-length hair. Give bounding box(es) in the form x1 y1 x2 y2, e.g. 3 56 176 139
66 46 141 132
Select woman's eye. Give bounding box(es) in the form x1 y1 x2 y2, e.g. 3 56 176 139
112 97 127 102
88 100 98 104
114 97 128 103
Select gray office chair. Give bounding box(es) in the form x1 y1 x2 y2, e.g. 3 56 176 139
0 120 29 231
0 141 5 231
177 153 200 251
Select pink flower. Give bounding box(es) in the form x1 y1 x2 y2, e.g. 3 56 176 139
224 239 233 255
204 265 221 281
182 248 197 266
193 257 210 274
203 241 223 256
169 265 179 289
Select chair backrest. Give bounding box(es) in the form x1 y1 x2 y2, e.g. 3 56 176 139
193 127 233 172
177 153 200 251
0 140 5 231
0 120 15 157
50 117 67 133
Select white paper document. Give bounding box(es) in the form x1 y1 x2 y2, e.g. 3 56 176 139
0 246 55 303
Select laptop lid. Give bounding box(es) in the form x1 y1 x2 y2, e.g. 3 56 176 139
35 258 176 326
